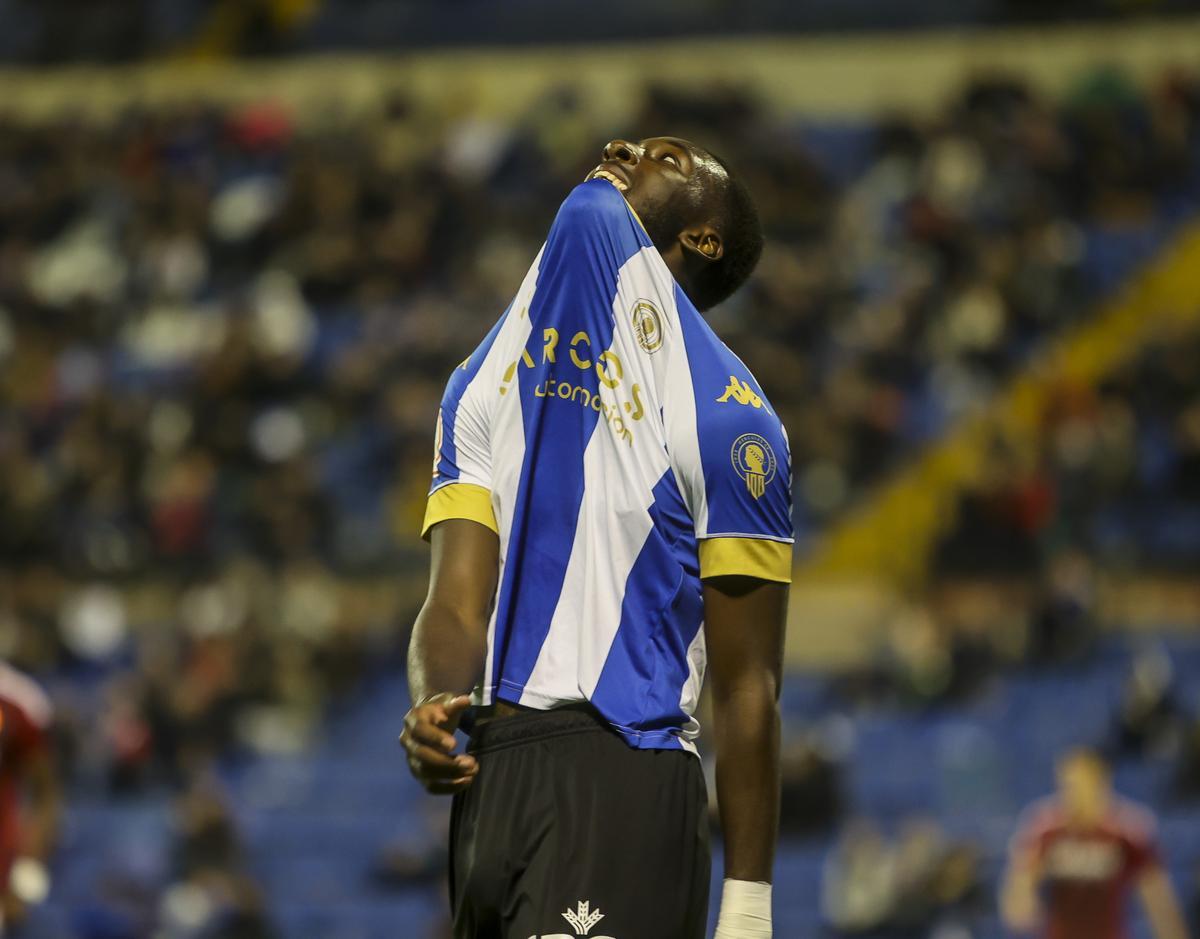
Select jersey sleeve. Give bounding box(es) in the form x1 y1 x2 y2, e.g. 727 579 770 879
694 410 793 582
0 673 52 766
666 308 794 583
1009 801 1055 864
1119 803 1162 877
5 702 47 761
422 366 499 540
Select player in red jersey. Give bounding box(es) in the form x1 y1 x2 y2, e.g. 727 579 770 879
0 661 60 933
1001 748 1190 939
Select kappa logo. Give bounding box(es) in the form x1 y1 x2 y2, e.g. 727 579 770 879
731 432 777 500
528 899 617 939
716 375 770 412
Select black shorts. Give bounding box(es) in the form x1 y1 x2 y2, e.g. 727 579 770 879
449 705 711 939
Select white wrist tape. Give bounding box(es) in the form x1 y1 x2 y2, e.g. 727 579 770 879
714 879 772 938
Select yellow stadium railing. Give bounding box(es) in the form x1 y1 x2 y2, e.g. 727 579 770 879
795 221 1200 589
188 0 322 60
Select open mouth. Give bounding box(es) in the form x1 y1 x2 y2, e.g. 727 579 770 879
587 166 629 192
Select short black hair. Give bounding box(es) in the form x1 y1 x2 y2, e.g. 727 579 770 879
688 152 763 311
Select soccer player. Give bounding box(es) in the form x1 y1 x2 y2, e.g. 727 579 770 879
0 661 59 933
401 138 790 938
1001 748 1191 939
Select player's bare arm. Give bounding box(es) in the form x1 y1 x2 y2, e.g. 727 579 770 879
401 518 499 794
1137 865 1192 939
704 574 788 934
999 845 1043 934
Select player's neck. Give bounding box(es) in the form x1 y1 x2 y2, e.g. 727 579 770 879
657 242 703 311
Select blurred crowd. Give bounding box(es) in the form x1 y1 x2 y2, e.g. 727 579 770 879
1 60 1200 937
3 67 1200 572
823 817 983 938
817 667 1200 938
853 325 1200 714
935 328 1200 582
0 62 1198 781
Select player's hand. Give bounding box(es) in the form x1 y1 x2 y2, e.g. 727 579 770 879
400 693 478 795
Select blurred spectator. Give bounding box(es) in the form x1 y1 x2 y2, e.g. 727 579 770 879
1027 550 1098 665
893 818 984 933
1001 748 1191 939
823 820 898 934
822 817 982 937
839 600 999 711
1111 647 1186 760
162 782 277 939
779 732 844 836
1175 719 1200 801
883 603 974 707
371 799 450 889
0 661 60 931
933 438 1047 581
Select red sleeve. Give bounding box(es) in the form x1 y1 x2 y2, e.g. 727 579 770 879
1 700 47 765
1121 808 1162 878
1011 802 1056 864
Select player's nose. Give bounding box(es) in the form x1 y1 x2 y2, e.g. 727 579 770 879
602 139 640 166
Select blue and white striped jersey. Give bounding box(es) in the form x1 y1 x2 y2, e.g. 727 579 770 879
422 179 792 753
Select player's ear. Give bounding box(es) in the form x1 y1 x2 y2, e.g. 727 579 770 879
679 224 723 264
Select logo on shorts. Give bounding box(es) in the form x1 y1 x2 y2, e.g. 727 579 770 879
631 299 664 354
528 899 616 939
731 432 777 500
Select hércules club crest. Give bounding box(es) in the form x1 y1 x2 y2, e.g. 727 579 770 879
528 899 616 939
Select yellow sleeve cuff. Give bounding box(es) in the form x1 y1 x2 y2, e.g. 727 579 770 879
421 483 498 540
699 537 793 583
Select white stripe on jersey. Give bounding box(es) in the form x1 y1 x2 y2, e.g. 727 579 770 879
473 250 541 708
519 250 677 706
660 287 709 539
677 627 707 755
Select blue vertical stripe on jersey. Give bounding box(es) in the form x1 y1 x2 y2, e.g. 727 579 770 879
589 468 703 747
489 181 650 700
675 283 792 541
431 302 511 490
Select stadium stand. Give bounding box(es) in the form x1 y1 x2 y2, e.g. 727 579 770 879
1 25 1200 939
3 0 1199 62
